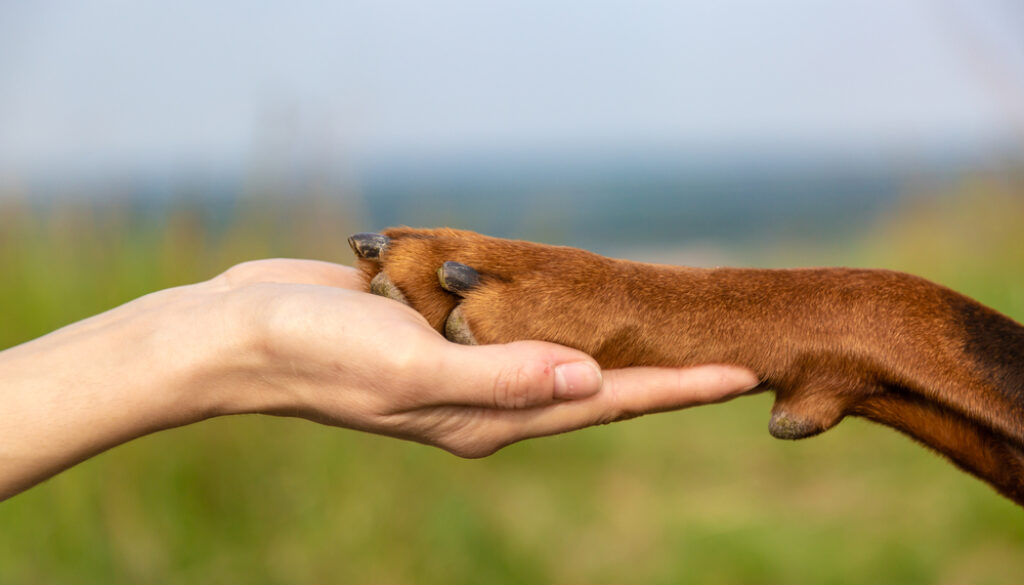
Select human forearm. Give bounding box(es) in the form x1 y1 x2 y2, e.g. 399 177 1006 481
0 288 232 499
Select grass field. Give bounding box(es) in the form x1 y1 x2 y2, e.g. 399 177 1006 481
1 175 1022 584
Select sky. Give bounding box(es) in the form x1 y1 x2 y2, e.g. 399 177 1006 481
1 0 1023 177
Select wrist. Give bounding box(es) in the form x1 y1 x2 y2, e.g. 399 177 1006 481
77 281 261 427
185 282 306 419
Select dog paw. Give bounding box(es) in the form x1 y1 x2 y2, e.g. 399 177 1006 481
348 227 631 361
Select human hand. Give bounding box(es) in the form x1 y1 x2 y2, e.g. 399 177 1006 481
212 259 759 456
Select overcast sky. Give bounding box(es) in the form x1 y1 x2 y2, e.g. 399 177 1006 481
1 0 1023 176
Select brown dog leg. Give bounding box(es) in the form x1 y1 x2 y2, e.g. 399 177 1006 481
853 393 1024 503
349 228 1024 506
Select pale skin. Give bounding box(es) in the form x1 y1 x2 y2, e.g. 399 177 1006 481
0 259 759 501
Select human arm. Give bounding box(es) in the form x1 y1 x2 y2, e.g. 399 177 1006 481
0 259 758 500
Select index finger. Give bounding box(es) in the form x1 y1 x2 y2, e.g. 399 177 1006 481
217 259 364 290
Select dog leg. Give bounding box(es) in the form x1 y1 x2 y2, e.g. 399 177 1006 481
349 227 1024 506
852 392 1024 503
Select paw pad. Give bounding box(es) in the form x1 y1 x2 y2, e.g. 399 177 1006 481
444 306 478 345
768 411 824 440
369 272 409 304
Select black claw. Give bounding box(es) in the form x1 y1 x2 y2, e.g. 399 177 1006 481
437 261 480 294
348 232 390 260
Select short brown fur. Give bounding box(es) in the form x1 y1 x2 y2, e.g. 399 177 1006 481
356 227 1024 506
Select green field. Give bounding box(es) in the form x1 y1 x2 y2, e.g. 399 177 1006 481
1 175 1023 584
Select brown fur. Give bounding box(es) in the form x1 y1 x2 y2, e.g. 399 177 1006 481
356 227 1024 506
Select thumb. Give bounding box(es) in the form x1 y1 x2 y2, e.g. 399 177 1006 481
431 340 604 409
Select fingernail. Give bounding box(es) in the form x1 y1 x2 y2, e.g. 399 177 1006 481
730 369 762 394
554 361 603 399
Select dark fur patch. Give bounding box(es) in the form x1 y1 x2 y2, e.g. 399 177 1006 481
954 296 1024 407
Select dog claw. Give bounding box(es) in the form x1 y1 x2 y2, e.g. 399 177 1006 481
445 305 478 345
437 261 480 294
369 272 409 305
348 232 390 260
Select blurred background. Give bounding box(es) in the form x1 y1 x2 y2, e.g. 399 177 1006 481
2 1 1023 583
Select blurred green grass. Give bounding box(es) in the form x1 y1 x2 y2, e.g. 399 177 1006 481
1 177 1023 584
